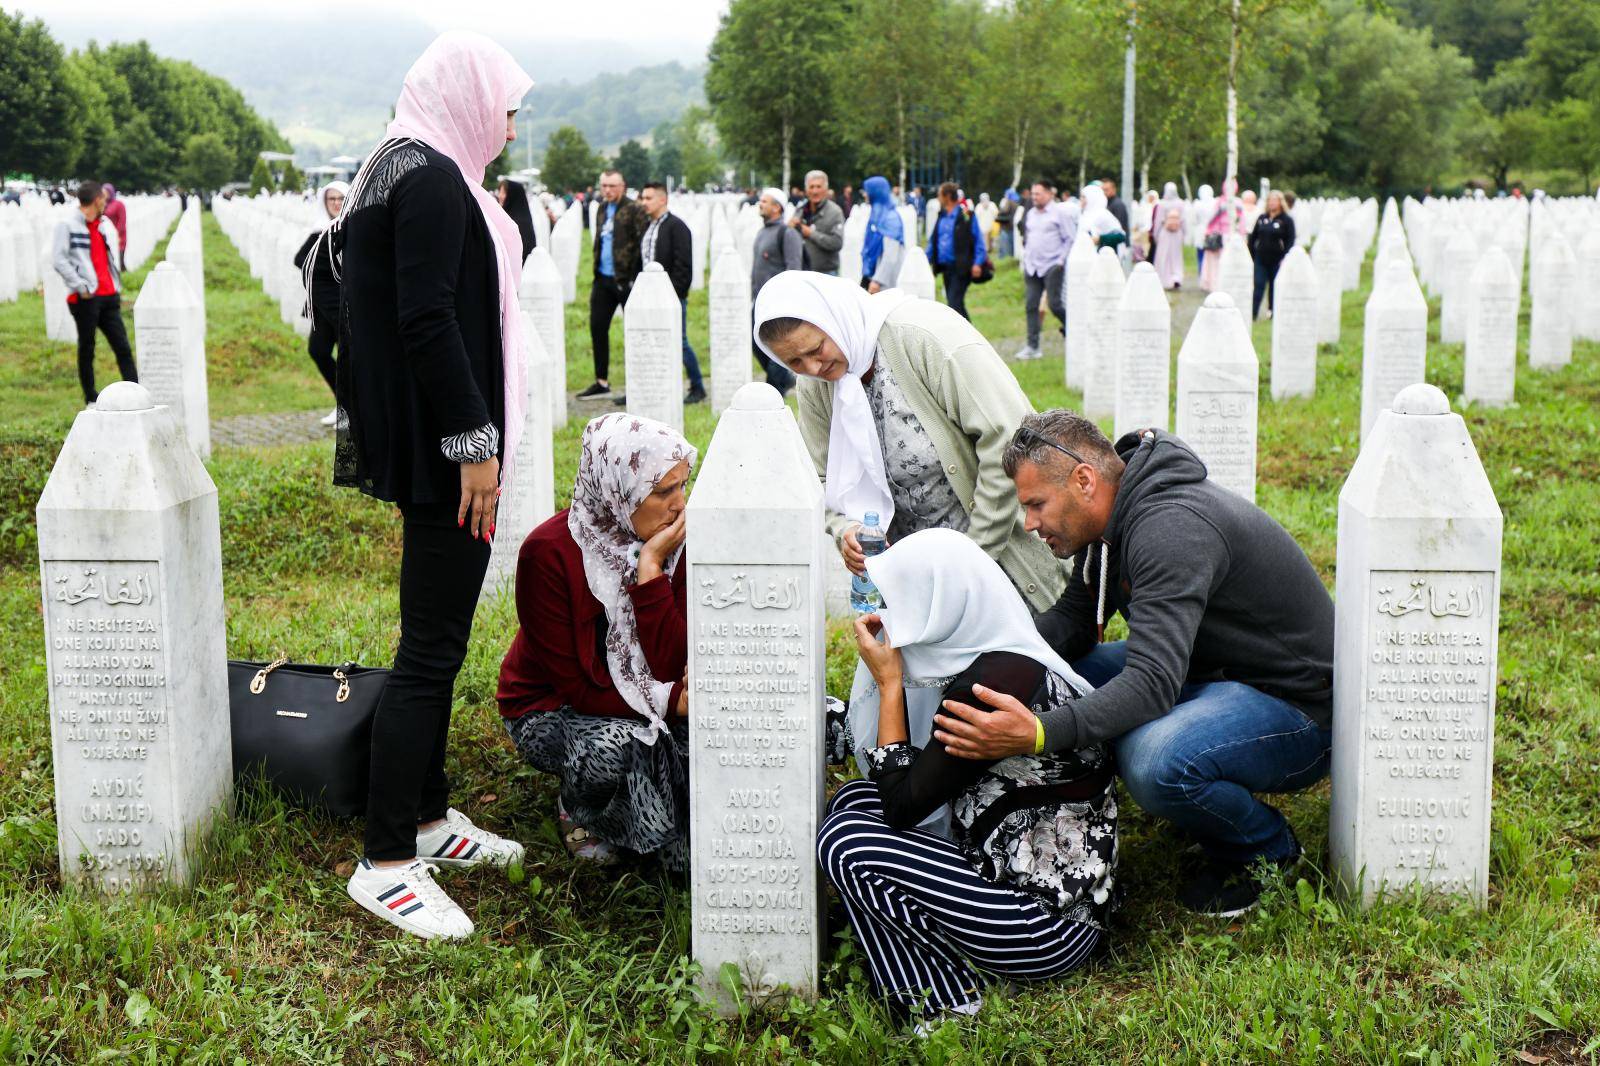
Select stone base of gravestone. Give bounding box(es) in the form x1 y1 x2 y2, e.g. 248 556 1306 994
37 382 231 894
686 382 825 1013
1329 383 1501 906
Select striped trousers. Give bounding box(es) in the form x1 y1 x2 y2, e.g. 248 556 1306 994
817 779 1101 1015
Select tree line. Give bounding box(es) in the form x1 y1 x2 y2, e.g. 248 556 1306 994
0 11 289 192
702 0 1600 198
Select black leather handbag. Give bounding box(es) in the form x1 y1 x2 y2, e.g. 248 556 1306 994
228 658 389 816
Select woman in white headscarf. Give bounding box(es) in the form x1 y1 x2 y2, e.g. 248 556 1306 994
1188 183 1215 277
1078 183 1126 251
817 528 1117 1027
339 31 533 943
497 413 696 869
1151 182 1187 288
294 181 349 422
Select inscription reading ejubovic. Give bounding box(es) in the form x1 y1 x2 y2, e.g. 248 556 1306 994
43 560 169 892
694 563 810 937
1363 569 1494 896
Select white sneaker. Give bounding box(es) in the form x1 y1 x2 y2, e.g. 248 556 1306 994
417 808 525 869
914 996 982 1038
319 407 338 427
1012 344 1039 361
347 858 473 940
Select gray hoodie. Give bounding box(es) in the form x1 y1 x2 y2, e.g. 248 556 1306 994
1036 429 1334 751
52 212 122 298
751 216 802 299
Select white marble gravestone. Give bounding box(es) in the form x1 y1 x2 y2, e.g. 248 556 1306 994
1359 261 1428 440
551 208 582 305
1439 228 1479 345
1064 231 1095 388
0 215 17 302
1314 230 1344 346
1463 247 1518 408
1270 246 1319 400
520 247 568 428
167 211 206 343
686 381 826 1012
38 382 231 893
44 255 75 343
1175 292 1258 502
839 209 866 284
896 245 936 301
482 316 555 598
1082 247 1125 420
1329 383 1500 906
1529 238 1576 370
709 248 752 415
134 262 210 460
1217 233 1255 332
1113 261 1168 439
1576 227 1600 342
624 262 684 431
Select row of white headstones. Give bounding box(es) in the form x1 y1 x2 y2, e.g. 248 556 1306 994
36 185 1584 1009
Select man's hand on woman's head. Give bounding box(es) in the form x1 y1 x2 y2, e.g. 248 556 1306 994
935 684 1038 760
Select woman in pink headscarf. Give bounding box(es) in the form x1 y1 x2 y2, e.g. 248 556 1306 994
333 31 533 942
1199 179 1241 292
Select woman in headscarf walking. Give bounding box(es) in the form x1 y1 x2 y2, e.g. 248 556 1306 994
497 177 537 259
330 31 533 941
294 181 349 424
1151 182 1187 289
859 175 906 293
497 413 695 868
818 529 1116 1030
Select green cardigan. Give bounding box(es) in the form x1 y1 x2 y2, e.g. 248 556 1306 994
796 300 1067 613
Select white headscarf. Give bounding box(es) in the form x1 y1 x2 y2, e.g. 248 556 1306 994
317 181 349 226
752 270 910 528
568 413 697 743
1080 184 1121 239
872 528 1089 691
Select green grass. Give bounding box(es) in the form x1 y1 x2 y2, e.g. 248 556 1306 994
0 214 1597 1062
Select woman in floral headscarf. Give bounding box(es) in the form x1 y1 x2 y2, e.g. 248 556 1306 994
497 413 697 870
818 528 1117 1030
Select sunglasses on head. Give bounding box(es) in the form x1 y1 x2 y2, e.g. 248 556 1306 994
1015 426 1089 469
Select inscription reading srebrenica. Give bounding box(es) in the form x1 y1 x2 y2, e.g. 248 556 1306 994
693 563 812 939
1361 569 1494 896
43 560 170 893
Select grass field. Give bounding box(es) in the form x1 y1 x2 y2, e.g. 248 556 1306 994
0 209 1597 1062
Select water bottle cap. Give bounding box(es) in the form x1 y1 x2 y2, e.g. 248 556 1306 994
864 511 879 526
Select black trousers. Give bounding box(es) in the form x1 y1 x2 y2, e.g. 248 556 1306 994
307 312 338 397
1252 257 1283 320
941 269 973 320
364 501 491 860
588 274 626 380
70 295 137 403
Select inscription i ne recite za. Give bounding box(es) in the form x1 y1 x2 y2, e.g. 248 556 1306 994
45 561 169 889
695 564 810 935
1364 569 1494 894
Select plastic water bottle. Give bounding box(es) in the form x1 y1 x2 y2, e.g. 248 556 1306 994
849 512 888 613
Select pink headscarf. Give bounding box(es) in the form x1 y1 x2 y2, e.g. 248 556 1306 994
387 31 534 488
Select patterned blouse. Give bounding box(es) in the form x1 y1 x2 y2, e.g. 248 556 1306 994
863 666 1119 929
863 355 968 542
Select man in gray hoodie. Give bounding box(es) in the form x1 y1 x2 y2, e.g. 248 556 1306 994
933 410 1335 918
750 188 801 394
52 181 138 404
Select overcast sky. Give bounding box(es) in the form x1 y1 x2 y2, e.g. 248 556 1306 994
10 0 727 50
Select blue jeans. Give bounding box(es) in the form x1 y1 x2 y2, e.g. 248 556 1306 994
680 302 703 392
1072 642 1331 864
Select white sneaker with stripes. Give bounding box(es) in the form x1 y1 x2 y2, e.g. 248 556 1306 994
417 808 525 869
347 858 473 940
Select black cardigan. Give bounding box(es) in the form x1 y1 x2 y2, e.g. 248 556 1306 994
334 143 504 505
648 212 694 300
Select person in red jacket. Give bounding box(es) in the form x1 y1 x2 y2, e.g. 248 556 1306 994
101 184 127 271
498 413 696 867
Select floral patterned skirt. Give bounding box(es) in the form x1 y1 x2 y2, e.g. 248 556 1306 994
505 709 690 872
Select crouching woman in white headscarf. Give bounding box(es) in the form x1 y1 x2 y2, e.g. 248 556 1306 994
496 414 697 869
754 272 1065 773
818 529 1118 1027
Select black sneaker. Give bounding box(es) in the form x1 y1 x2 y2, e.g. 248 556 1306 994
1178 839 1301 917
611 394 627 406
576 381 610 399
685 387 706 405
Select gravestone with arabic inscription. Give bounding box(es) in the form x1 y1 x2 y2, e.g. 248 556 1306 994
1175 291 1258 503
1329 383 1501 906
685 382 826 1013
37 382 230 893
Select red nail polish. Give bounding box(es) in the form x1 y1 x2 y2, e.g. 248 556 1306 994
458 517 464 528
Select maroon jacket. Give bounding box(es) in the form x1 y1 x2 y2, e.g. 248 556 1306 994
102 198 127 251
497 509 686 721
